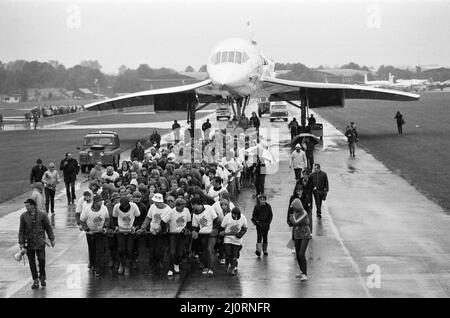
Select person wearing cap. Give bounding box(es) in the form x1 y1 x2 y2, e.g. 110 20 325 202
29 158 47 186
288 198 311 281
289 143 307 181
220 206 248 275
105 192 120 270
251 194 273 257
140 193 171 271
80 194 109 278
113 196 141 275
41 163 60 214
59 152 80 205
30 182 46 214
130 191 147 269
19 198 55 289
160 198 191 276
190 198 220 276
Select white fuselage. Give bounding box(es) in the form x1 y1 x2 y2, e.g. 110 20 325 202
206 38 274 98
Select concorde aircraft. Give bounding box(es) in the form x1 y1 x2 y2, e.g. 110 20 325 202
84 38 420 121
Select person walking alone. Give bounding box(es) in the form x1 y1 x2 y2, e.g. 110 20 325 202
251 194 273 257
41 163 60 214
345 122 359 157
30 158 47 186
289 144 307 181
394 111 405 134
288 198 311 281
18 199 55 289
59 153 80 204
310 163 329 219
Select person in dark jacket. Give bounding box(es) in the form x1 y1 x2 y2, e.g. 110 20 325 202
19 199 55 289
310 163 329 219
249 112 260 132
130 141 145 162
30 158 47 186
59 152 80 204
251 194 273 257
394 111 405 134
345 122 359 157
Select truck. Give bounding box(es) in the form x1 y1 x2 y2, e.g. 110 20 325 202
269 101 289 122
258 97 270 117
216 103 231 121
77 131 121 173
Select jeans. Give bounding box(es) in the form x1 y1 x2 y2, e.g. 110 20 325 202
348 142 355 156
294 168 302 180
313 190 323 216
87 233 106 273
107 235 118 267
397 124 403 134
117 233 135 267
168 234 186 270
294 238 310 275
147 234 168 268
27 248 46 280
224 243 240 268
44 187 55 213
199 234 216 270
255 173 266 195
256 228 268 244
64 179 76 202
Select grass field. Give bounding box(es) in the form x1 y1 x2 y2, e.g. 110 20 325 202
0 109 210 204
315 91 450 213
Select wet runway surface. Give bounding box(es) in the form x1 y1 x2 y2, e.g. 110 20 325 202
1 103 450 297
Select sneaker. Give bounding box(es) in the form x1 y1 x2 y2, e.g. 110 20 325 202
167 270 174 277
202 268 208 275
31 279 40 289
220 259 225 265
295 272 303 278
231 267 238 275
117 263 124 275
207 269 214 276
291 248 296 254
255 250 261 257
300 274 308 281
263 252 268 256
174 264 180 273
87 263 93 269
124 267 130 276
40 279 46 287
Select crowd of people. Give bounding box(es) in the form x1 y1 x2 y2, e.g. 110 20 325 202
19 112 334 290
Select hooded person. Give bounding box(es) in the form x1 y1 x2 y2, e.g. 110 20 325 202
31 182 46 213
288 198 311 281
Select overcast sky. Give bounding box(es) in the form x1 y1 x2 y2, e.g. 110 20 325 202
0 0 448 73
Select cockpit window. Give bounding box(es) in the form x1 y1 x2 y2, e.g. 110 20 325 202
212 51 250 65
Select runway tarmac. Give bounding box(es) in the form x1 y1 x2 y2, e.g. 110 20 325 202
1 102 449 297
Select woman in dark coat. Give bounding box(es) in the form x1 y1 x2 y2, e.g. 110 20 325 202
251 194 273 257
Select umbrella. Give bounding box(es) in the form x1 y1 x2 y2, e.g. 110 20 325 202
292 133 319 146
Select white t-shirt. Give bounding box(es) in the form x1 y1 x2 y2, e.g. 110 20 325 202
192 205 217 234
221 213 248 246
112 202 141 233
212 200 235 222
101 171 120 182
80 205 109 233
162 207 191 233
75 197 92 214
147 203 171 233
208 186 224 202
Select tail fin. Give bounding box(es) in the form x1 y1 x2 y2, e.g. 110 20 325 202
389 73 394 84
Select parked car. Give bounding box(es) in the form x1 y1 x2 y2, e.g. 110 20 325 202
258 97 270 117
216 103 231 121
269 101 289 122
77 131 121 173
